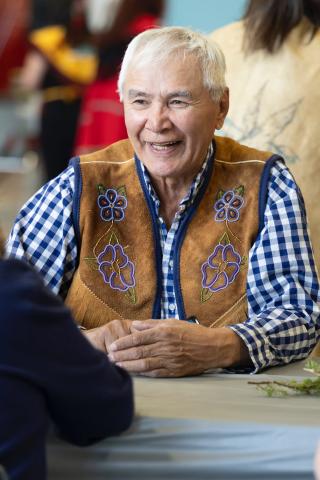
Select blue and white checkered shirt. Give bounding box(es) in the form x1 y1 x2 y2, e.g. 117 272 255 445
141 143 214 320
6 149 320 372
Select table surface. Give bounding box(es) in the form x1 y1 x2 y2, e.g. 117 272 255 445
133 359 320 426
47 359 320 480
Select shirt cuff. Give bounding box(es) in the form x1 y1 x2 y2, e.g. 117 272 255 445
228 323 274 374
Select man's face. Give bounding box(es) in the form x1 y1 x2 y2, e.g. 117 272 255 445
123 54 229 184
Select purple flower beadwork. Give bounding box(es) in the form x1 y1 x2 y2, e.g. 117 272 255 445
98 243 135 292
214 190 244 222
98 189 127 222
201 243 241 292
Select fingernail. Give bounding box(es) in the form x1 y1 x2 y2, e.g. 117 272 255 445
109 343 117 352
108 353 114 361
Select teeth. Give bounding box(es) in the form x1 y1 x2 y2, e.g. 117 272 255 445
150 141 178 147
151 143 176 151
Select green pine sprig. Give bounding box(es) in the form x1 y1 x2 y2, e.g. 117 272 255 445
248 360 320 397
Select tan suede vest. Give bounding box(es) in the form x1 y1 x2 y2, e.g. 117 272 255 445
65 137 274 329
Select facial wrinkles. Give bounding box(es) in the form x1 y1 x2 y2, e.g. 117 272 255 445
141 96 175 145
144 91 200 141
123 57 221 175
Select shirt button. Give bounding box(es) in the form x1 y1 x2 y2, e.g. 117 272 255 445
169 260 173 269
169 303 176 312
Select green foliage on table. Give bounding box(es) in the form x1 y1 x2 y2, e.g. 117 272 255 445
248 359 320 397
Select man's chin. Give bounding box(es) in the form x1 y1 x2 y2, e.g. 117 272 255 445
144 163 182 182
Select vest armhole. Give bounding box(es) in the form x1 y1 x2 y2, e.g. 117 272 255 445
69 156 82 264
258 155 284 234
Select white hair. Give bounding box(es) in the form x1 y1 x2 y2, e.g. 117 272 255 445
117 26 227 102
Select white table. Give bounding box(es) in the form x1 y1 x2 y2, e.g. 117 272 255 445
48 360 320 479
133 360 320 426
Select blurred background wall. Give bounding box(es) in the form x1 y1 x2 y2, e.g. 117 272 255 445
165 0 245 32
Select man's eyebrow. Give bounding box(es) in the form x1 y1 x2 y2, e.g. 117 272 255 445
128 89 150 99
127 89 193 100
168 90 193 99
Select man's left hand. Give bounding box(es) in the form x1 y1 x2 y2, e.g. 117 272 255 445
108 319 247 377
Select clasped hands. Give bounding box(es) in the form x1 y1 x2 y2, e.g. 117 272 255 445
84 318 245 377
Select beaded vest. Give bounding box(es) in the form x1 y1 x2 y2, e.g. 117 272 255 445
65 137 277 329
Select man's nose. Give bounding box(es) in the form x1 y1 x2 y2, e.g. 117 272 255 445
145 104 172 133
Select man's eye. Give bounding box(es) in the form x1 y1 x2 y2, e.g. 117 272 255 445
133 99 147 105
170 99 188 107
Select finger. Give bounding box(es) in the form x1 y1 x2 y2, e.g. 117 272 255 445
141 369 174 378
115 356 162 373
131 320 158 331
115 357 183 377
110 338 178 363
109 345 149 363
109 328 160 352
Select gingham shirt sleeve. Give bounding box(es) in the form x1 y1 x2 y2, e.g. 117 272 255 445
5 167 77 298
230 160 320 373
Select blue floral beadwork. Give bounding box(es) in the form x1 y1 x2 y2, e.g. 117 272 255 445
214 190 244 222
98 189 127 222
98 243 135 292
201 243 241 292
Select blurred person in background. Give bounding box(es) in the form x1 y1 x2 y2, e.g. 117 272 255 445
75 0 165 154
0 0 28 94
209 0 320 275
16 0 97 180
0 226 133 480
0 0 29 158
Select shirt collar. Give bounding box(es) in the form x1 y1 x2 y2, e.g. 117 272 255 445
139 141 214 212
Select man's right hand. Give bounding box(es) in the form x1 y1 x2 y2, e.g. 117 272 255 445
83 319 133 354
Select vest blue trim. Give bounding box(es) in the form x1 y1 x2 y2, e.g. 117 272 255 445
135 156 162 319
174 147 216 320
69 156 82 266
258 155 284 234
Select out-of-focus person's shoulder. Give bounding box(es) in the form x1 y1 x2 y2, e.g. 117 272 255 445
208 20 244 51
0 257 63 318
0 257 46 291
0 257 39 282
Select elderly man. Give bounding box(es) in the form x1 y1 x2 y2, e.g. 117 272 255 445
7 27 320 377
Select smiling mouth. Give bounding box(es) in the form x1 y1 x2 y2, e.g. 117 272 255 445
145 140 181 150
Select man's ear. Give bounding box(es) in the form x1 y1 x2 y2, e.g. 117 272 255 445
216 87 229 130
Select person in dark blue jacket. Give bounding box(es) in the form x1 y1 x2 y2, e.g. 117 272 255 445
0 233 133 480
